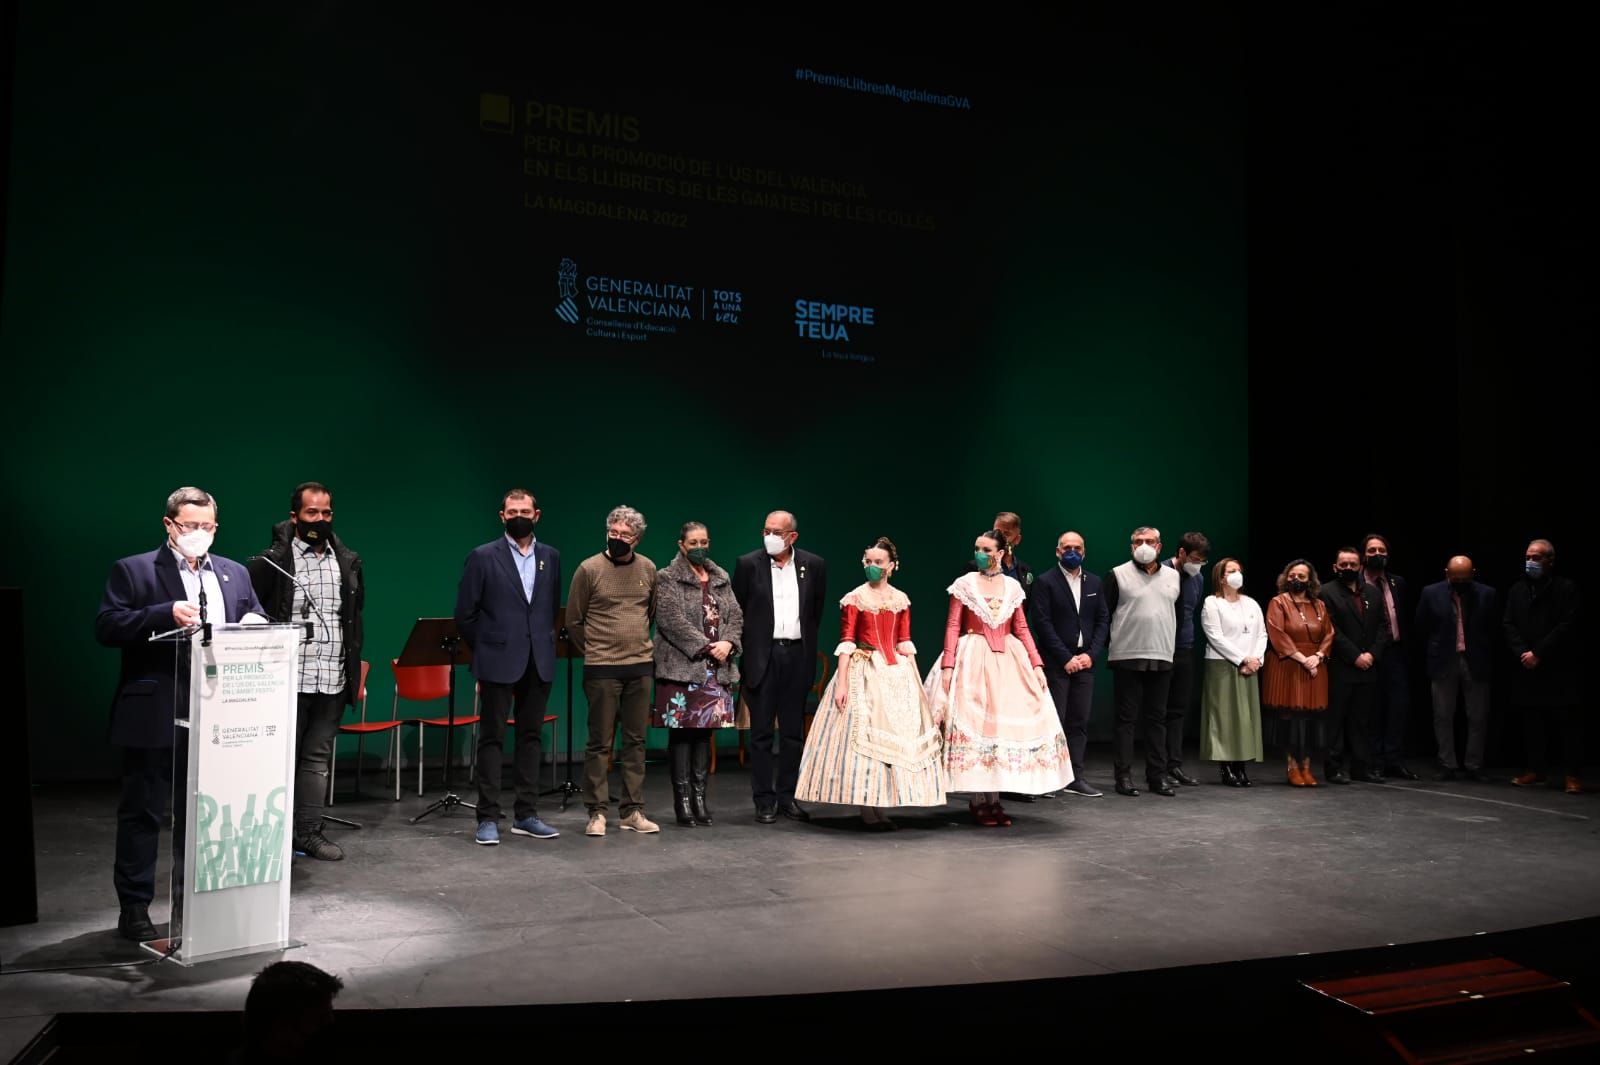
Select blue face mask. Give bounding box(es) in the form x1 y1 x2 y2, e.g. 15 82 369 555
1060 550 1083 570
1525 560 1545 579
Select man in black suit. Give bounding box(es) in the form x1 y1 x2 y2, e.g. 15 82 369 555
1361 533 1418 779
1415 555 1497 781
95 487 265 942
731 510 827 823
1505 539 1584 794
1030 530 1110 797
454 489 563 846
1320 547 1391 784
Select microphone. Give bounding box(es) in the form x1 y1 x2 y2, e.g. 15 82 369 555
196 555 212 646
249 553 326 641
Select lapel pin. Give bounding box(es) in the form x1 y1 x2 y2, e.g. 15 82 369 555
539 560 545 571
800 566 807 579
221 574 230 582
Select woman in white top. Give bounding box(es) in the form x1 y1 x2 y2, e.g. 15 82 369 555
1198 558 1268 785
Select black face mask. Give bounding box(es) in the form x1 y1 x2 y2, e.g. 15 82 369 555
296 519 333 545
1337 569 1360 584
607 537 633 558
504 516 535 539
1365 554 1388 571
1286 578 1309 594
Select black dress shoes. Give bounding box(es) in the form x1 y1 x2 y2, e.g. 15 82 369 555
1384 763 1420 781
1327 771 1353 785
1168 767 1200 786
779 800 811 822
1358 769 1385 784
1147 777 1177 797
1434 768 1458 782
118 903 157 942
754 803 778 824
1114 776 1140 797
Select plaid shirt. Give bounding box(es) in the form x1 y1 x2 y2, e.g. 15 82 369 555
293 538 345 694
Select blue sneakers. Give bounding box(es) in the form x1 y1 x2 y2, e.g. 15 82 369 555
511 816 560 839
474 820 500 846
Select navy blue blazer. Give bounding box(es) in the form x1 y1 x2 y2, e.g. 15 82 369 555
454 537 562 685
1414 579 1497 682
95 543 265 748
1029 564 1110 669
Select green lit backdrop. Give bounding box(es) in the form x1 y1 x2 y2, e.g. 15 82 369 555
1 11 1244 780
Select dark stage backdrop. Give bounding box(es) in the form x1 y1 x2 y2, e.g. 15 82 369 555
0 11 1245 780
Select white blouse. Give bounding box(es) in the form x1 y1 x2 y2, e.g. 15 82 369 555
1201 594 1268 665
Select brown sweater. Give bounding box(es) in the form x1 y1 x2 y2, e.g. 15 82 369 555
566 552 656 675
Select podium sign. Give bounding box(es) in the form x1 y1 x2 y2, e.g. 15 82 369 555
155 624 302 965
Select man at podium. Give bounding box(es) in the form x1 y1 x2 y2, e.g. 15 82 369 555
95 487 264 942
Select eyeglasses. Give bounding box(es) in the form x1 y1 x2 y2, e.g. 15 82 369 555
607 529 639 543
170 520 217 534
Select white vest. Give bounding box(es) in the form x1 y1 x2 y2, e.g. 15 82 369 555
1108 559 1180 662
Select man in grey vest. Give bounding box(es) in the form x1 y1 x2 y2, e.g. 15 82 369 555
1103 526 1182 796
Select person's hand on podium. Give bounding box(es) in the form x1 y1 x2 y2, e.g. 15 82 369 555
172 600 201 627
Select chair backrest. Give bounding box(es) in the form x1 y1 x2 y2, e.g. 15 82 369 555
392 658 452 703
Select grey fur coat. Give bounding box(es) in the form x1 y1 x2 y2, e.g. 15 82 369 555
652 553 744 686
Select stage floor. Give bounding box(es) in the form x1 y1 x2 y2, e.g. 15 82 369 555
3 756 1598 1056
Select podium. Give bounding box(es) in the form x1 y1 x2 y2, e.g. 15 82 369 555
145 623 303 966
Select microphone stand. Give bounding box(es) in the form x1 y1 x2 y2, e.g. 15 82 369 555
249 551 359 831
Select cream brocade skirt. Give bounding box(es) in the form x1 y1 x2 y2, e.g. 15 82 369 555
796 649 947 808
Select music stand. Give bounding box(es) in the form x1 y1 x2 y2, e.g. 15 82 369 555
539 606 582 811
401 617 475 823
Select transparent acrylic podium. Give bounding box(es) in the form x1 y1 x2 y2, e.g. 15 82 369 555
145 623 304 965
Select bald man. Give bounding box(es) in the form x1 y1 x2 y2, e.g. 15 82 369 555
1414 556 1497 781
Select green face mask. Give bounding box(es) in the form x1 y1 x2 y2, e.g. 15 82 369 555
863 564 886 582
974 550 992 569
686 547 710 566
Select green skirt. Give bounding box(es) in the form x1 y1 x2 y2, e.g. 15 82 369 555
1198 658 1264 762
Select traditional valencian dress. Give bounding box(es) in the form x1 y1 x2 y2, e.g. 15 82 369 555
795 585 946 807
924 572 1073 795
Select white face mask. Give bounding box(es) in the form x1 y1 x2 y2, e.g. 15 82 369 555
175 528 214 559
1182 560 1204 578
1225 571 1245 590
763 533 787 557
1132 543 1158 565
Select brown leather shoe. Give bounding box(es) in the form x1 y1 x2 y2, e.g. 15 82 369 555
1299 758 1319 787
1512 772 1544 787
1566 776 1584 795
1286 758 1306 787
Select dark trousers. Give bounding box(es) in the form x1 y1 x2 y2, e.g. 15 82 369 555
1164 653 1195 769
1112 666 1173 784
476 665 552 823
583 674 650 815
1431 654 1491 770
1046 667 1095 775
1522 703 1583 779
293 689 346 837
1326 677 1376 775
746 640 812 806
1370 644 1410 765
115 745 173 908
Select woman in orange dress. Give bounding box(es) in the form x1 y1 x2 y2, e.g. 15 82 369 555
1261 559 1334 786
